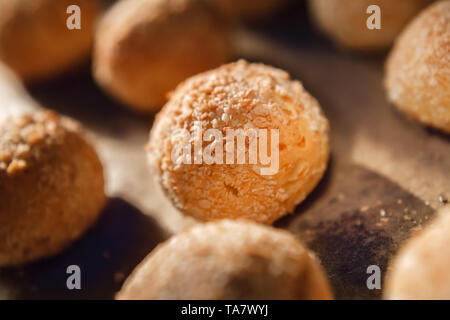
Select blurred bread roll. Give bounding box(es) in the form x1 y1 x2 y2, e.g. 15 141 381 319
147 60 330 224
385 0 450 133
117 220 333 299
0 111 106 266
309 0 432 51
385 207 450 299
93 0 232 112
0 0 104 81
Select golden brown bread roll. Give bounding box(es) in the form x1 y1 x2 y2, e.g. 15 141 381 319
385 207 450 299
210 0 287 20
93 0 232 112
0 111 106 266
147 60 330 224
0 0 104 81
117 220 333 300
385 0 450 133
308 0 432 51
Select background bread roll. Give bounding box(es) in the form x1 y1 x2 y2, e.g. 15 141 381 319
93 0 232 112
0 0 104 81
385 0 450 133
308 0 432 51
0 111 106 266
117 220 333 300
385 207 450 299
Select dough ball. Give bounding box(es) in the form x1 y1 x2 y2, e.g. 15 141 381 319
385 1 450 133
385 207 450 299
93 0 232 112
0 111 106 266
210 0 287 20
147 60 329 224
117 220 333 299
308 0 432 51
0 0 104 81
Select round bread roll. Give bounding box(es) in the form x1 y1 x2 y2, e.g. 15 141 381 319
210 0 286 20
308 0 432 51
385 207 450 299
0 111 106 266
0 0 104 81
93 0 232 112
117 220 333 299
385 1 450 133
147 60 330 224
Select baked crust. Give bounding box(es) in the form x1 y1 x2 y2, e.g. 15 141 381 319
385 1 450 133
117 220 333 300
93 0 232 112
0 111 106 266
0 0 104 81
385 207 450 299
309 0 432 51
147 60 329 224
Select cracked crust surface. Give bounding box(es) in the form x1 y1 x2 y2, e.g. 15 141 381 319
309 0 432 51
385 207 450 299
93 0 232 112
0 111 106 266
117 220 333 300
0 0 104 81
147 60 329 224
385 1 450 133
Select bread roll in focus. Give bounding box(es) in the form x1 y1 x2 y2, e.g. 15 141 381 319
147 60 330 224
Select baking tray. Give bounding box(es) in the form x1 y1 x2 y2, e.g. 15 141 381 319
0 3 448 300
